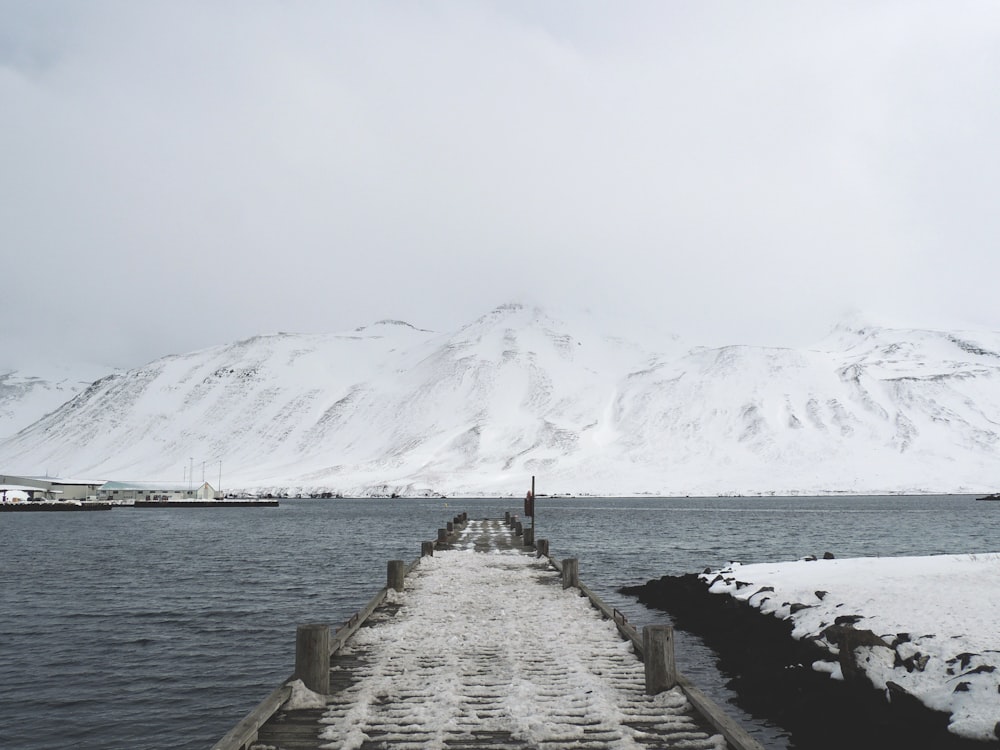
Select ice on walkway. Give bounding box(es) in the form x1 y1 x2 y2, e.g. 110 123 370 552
319 521 725 749
703 553 1000 740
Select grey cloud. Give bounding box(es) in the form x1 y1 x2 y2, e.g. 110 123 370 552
2 1 1000 369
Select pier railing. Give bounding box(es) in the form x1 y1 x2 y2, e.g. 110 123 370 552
543 553 764 750
210 513 468 750
506 510 765 750
213 510 763 750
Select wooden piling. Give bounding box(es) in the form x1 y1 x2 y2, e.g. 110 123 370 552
447 521 454 533
294 623 330 694
537 538 549 558
504 511 510 524
387 560 405 592
514 521 523 536
523 527 534 547
561 558 579 589
421 541 434 557
643 625 677 694
437 528 448 544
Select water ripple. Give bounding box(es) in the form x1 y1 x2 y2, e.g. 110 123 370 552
0 495 992 749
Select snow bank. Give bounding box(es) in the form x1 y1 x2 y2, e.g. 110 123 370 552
702 553 1000 740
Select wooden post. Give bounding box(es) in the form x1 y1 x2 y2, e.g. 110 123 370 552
643 625 677 694
295 623 330 694
387 560 405 592
447 520 454 533
437 528 448 544
536 539 549 558
514 520 523 536
531 475 536 541
421 541 434 557
523 527 534 548
504 511 510 524
562 558 579 589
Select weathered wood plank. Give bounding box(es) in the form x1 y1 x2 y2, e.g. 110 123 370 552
677 674 767 750
215 550 425 750
211 682 291 750
222 517 763 750
547 549 765 750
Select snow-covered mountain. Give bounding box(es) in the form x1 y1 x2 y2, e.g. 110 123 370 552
0 364 113 440
1 304 998 496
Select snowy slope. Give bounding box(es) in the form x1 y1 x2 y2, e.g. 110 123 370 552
0 305 998 496
607 323 1000 495
0 364 111 439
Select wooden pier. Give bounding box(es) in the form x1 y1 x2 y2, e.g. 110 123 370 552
213 514 764 750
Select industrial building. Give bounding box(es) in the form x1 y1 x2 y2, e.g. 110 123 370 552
0 475 105 501
97 481 219 502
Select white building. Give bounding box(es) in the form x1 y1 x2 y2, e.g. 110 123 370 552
0 483 53 502
97 481 219 502
0 475 104 501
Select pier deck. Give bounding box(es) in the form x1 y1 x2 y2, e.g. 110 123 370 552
230 519 752 750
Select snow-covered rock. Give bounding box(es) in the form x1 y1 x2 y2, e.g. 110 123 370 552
702 553 1000 741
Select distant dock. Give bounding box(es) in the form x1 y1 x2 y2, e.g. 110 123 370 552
126 499 280 508
0 502 112 512
212 513 763 750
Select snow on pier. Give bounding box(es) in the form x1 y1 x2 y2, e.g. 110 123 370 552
250 519 730 750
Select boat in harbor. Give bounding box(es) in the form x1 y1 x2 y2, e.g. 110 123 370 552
975 493 1000 501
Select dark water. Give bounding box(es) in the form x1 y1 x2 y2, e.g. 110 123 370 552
1 495 995 749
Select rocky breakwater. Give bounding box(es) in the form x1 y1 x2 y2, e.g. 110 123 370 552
622 553 1000 750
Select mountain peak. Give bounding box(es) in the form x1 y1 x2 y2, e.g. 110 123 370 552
3 305 1000 496
355 319 434 334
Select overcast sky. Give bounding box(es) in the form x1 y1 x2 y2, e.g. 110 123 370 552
3 1 999 369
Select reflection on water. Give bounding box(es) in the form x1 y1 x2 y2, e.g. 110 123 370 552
0 495 993 749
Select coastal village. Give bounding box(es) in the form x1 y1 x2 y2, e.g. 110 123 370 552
0 473 221 506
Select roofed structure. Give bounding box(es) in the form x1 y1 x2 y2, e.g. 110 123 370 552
98 481 218 501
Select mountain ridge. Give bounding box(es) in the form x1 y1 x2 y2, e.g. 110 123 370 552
2 304 998 496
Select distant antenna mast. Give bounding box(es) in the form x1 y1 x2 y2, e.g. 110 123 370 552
189 457 193 491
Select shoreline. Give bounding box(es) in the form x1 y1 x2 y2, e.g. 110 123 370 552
0 502 112 512
217 492 986 500
622 572 998 749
